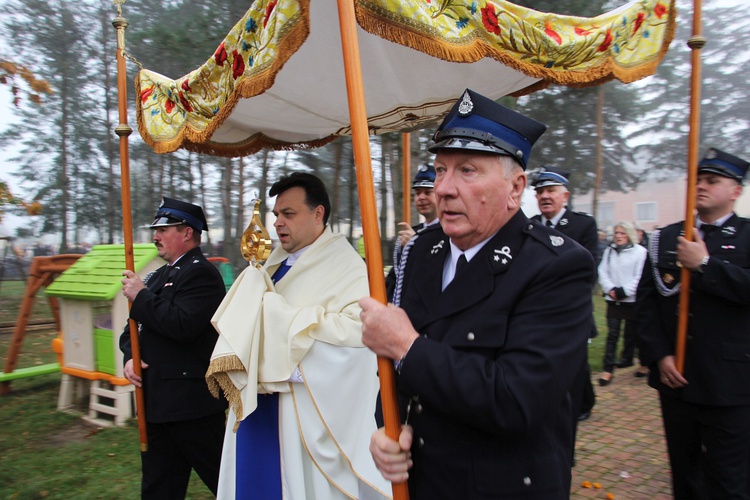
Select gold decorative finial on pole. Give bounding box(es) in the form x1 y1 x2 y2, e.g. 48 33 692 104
112 0 148 452
240 199 272 268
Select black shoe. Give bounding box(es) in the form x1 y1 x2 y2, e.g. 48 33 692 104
598 375 613 386
616 360 634 368
577 411 591 421
634 368 649 378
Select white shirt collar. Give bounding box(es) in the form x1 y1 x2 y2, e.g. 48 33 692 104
697 212 733 228
542 208 566 227
284 245 310 266
442 233 497 290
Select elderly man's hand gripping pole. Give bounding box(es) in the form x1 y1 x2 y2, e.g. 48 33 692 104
359 297 420 482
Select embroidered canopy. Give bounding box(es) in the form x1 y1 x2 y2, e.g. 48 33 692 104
135 0 676 158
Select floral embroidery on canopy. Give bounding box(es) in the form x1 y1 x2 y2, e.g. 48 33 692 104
135 0 676 157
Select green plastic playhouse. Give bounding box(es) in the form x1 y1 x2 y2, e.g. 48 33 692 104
45 244 164 425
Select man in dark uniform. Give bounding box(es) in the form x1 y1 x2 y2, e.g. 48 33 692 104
361 89 595 499
386 164 439 300
530 168 598 426
120 197 227 499
635 148 750 499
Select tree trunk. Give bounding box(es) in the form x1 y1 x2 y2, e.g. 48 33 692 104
221 157 233 259
331 140 343 232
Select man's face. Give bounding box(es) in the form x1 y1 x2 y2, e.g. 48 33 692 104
153 225 191 264
413 187 437 222
434 151 525 251
695 173 742 217
535 185 569 219
273 186 325 253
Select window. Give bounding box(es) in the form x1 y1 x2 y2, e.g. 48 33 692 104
599 202 615 230
635 202 657 222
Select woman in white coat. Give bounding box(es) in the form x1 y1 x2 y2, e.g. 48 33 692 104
598 221 648 385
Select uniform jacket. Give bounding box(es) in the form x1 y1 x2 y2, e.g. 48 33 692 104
395 211 594 499
635 214 750 406
120 246 228 423
532 208 598 263
533 208 598 339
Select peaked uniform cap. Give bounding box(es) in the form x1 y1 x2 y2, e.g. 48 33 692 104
698 148 749 183
149 197 209 232
428 88 547 169
531 166 570 189
412 164 436 189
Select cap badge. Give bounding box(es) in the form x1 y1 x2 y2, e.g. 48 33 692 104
419 165 428 172
493 246 513 264
559 218 568 226
457 91 474 116
705 148 718 159
158 198 166 208
550 235 564 247
431 240 445 255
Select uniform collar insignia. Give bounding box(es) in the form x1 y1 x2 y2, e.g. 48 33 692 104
558 218 568 226
431 240 445 255
550 235 564 247
493 246 513 265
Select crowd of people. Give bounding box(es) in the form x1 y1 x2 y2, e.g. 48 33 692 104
117 88 750 499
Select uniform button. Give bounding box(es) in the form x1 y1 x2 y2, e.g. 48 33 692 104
182 371 188 376
527 224 534 230
415 404 423 415
523 476 531 486
466 332 475 341
418 437 425 448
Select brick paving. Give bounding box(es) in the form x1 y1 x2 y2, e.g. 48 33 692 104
571 365 673 499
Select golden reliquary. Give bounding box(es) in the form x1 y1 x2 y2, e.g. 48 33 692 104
240 199 272 268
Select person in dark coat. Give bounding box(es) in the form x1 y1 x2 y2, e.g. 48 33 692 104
360 88 594 499
120 197 227 499
530 167 598 427
385 164 439 300
635 147 750 499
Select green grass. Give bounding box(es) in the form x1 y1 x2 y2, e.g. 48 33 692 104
589 291 607 373
0 281 213 499
0 280 60 327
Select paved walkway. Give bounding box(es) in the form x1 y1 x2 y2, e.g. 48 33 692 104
571 365 673 499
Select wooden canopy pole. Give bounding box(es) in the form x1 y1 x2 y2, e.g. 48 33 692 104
113 0 148 451
402 133 411 224
336 1 407 498
675 0 705 374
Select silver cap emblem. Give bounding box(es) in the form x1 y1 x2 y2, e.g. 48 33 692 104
458 91 474 116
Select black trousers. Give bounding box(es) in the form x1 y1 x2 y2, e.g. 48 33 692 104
603 314 635 372
660 394 750 499
141 411 226 499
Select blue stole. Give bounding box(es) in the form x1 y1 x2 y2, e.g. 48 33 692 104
235 259 290 498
